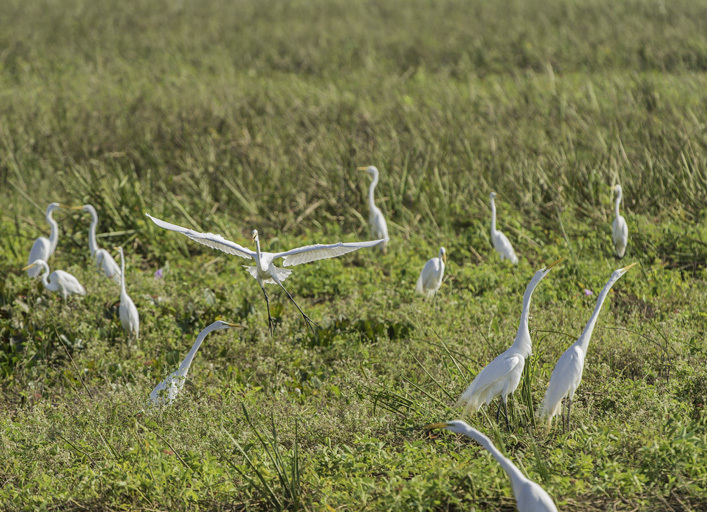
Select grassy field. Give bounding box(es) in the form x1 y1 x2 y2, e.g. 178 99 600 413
2 0 707 509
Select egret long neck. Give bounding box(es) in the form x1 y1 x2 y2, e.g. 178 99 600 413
47 210 59 253
575 276 618 354
368 171 378 211
614 190 622 219
119 250 127 295
512 275 541 356
88 210 99 255
179 323 217 376
38 262 51 290
490 197 497 233
467 428 528 490
254 237 264 269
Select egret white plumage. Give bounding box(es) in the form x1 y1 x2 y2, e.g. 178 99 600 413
416 247 446 298
149 320 243 406
611 185 628 259
145 213 388 334
114 246 139 340
75 204 121 282
538 263 637 430
426 420 558 512
489 192 519 264
26 203 69 278
456 258 563 428
358 166 389 253
22 259 86 300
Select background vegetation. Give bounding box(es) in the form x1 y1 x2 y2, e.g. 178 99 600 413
1 0 706 509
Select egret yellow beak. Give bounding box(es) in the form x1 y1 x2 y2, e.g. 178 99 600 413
622 262 638 272
546 257 564 270
442 253 447 265
357 166 369 171
425 422 450 430
112 246 121 251
22 263 37 271
67 205 83 210
225 322 246 328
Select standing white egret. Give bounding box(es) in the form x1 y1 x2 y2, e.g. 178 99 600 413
26 203 70 278
490 192 519 264
416 247 447 298
426 420 558 512
149 320 244 406
611 185 628 259
145 213 388 334
456 258 563 429
538 263 637 430
358 166 389 253
114 246 139 341
74 204 121 282
22 259 86 300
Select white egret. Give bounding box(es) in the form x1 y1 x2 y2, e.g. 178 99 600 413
114 246 139 341
22 259 86 300
538 263 637 430
416 247 446 298
490 192 519 264
74 204 121 282
427 420 558 512
358 166 389 253
145 213 388 334
611 185 628 259
149 320 244 406
26 203 70 278
456 258 563 428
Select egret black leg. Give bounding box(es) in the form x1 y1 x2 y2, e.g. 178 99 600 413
259 284 275 336
503 397 510 432
276 282 319 333
496 398 502 423
566 398 573 432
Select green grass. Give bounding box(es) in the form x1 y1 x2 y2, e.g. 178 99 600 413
2 0 707 509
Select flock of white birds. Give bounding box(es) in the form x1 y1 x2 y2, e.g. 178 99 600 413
23 168 631 511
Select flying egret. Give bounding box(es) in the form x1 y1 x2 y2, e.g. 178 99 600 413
456 258 563 429
416 247 446 298
149 320 243 406
26 203 70 278
22 259 86 300
74 204 121 282
358 166 389 253
145 213 388 334
490 192 519 264
538 263 637 430
611 185 628 259
426 420 558 512
114 247 139 341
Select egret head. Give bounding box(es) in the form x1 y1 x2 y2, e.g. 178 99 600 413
489 191 497 200
22 260 47 272
530 257 564 284
615 262 637 278
78 204 96 214
48 202 69 214
613 184 622 194
214 320 245 331
439 247 447 264
425 420 470 435
251 230 259 242
112 246 123 255
357 166 378 176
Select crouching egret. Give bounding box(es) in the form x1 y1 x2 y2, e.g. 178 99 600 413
358 166 389 253
427 420 558 512
23 259 86 300
416 247 446 298
74 204 121 282
27 203 71 278
538 263 637 430
490 192 519 264
457 258 563 429
149 320 243 406
146 213 388 334
611 185 628 259
114 247 139 340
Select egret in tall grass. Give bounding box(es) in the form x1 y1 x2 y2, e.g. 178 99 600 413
26 203 70 278
22 259 86 300
358 166 389 253
612 185 628 258
457 258 563 429
149 320 243 406
75 204 121 282
146 214 388 334
426 420 558 512
114 246 139 340
538 263 637 430
490 192 518 264
416 247 446 298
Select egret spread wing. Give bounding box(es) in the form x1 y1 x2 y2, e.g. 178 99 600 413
146 214 255 259
274 238 388 267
